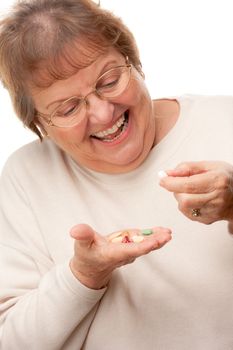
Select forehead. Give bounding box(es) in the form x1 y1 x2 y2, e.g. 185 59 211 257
31 48 124 110
30 38 108 89
30 36 125 88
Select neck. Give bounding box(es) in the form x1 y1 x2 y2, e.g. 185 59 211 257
152 98 180 146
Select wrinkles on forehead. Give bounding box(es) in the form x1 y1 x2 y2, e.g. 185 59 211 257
28 37 109 89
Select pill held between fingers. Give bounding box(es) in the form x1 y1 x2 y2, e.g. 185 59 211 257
158 170 168 179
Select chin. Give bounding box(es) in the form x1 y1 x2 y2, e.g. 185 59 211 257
102 145 148 173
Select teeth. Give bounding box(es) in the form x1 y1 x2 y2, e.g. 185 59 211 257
102 121 128 142
92 115 125 139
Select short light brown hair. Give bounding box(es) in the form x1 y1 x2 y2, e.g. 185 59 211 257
0 0 141 138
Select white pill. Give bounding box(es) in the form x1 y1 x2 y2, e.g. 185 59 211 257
158 170 167 179
132 235 144 243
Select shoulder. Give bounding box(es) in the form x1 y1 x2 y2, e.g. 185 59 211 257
153 98 179 119
177 94 233 113
1 139 65 180
154 94 233 115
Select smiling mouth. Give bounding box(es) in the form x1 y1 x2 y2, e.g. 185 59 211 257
91 111 129 143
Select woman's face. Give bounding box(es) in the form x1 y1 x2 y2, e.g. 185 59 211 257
32 48 156 173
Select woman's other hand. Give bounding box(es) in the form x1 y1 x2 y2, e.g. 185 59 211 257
159 161 233 225
69 224 172 290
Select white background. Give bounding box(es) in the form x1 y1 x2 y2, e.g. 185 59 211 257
0 0 233 171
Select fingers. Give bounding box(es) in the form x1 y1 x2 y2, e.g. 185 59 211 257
106 227 172 263
174 191 215 212
174 191 219 224
70 224 172 259
160 161 232 194
159 161 231 194
160 171 215 194
159 160 233 224
166 161 216 177
132 229 172 254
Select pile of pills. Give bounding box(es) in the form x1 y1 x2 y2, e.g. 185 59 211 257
109 229 153 243
108 170 167 244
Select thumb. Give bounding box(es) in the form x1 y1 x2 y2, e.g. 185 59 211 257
70 223 95 248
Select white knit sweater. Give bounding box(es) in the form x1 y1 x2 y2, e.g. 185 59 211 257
0 95 233 349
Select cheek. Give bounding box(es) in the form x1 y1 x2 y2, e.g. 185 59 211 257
124 78 150 106
48 119 88 145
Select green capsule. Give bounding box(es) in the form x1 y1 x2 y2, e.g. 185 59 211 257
141 229 153 235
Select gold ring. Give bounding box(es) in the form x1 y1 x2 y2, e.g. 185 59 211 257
191 208 201 217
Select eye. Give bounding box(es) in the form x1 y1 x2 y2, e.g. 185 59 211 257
55 98 81 118
96 70 122 91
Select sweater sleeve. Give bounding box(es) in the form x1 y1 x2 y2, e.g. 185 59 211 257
0 160 106 350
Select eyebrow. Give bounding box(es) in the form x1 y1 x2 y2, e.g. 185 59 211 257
46 59 120 110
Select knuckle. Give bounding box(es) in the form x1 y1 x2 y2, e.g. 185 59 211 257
184 181 196 193
217 174 229 190
213 171 229 190
127 258 136 265
178 196 191 211
216 197 225 208
178 202 184 212
204 218 215 225
125 251 135 260
176 162 189 171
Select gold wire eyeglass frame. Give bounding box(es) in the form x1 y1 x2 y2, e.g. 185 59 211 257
36 63 132 128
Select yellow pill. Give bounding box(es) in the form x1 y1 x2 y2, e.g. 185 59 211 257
111 236 123 243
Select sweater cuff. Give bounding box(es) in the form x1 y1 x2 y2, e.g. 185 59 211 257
57 261 107 302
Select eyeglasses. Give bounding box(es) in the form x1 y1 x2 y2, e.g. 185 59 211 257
37 63 132 128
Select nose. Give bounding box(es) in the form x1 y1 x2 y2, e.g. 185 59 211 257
85 93 114 125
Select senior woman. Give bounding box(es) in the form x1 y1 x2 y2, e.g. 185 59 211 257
0 0 233 349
